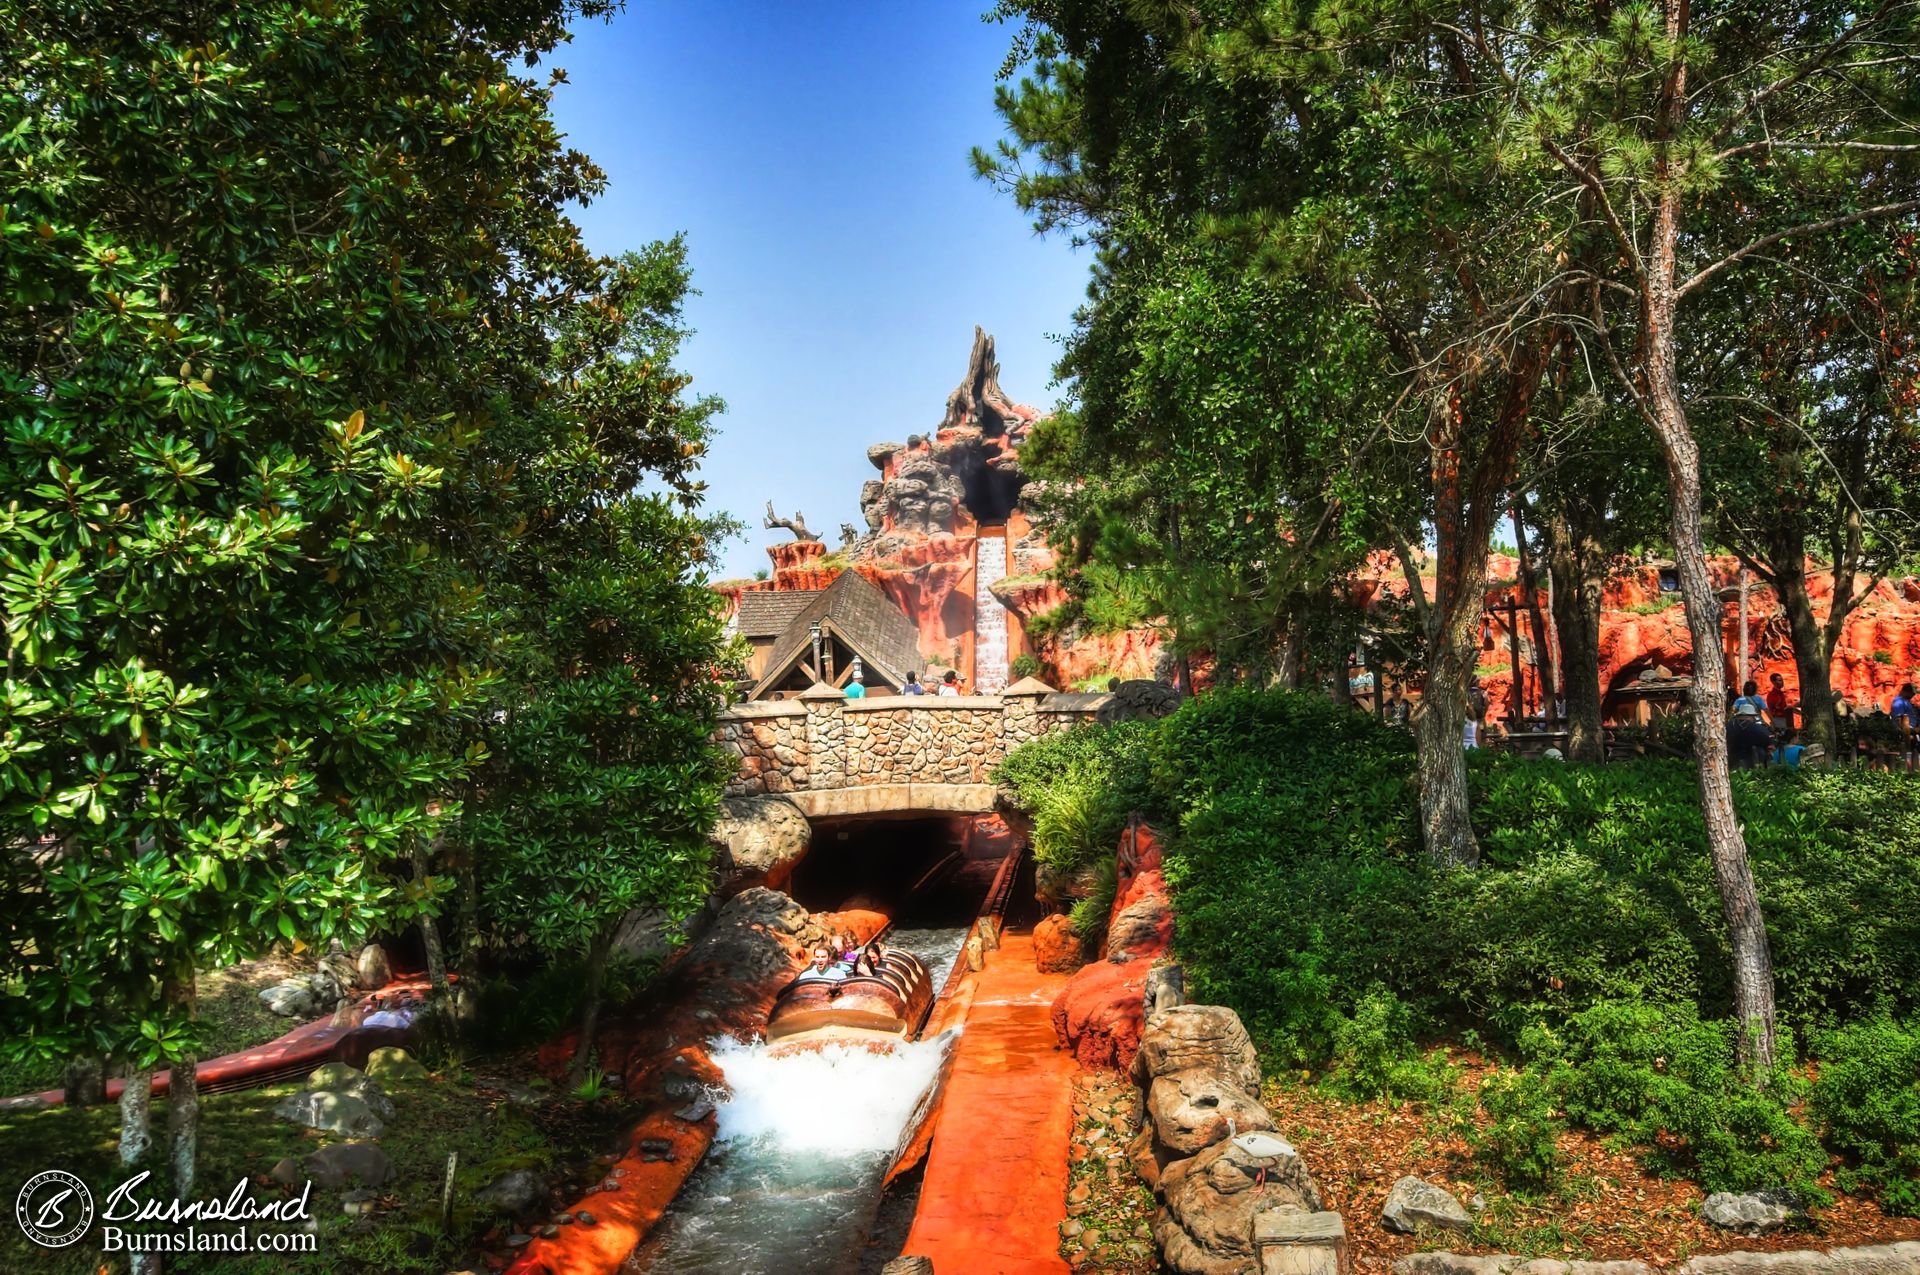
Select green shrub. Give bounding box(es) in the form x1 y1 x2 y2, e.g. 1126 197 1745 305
994 720 1162 877
1810 1016 1920 1215
995 687 1920 1200
1458 1067 1565 1193
1329 987 1453 1103
1525 1000 1826 1195
1069 856 1120 956
1011 652 1044 680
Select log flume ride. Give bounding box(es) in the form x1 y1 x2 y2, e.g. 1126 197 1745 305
765 947 934 1049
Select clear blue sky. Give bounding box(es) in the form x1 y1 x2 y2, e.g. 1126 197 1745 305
550 3 1090 580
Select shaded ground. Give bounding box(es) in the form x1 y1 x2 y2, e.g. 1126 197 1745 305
1263 1059 1920 1273
0 956 312 1101
0 1055 632 1274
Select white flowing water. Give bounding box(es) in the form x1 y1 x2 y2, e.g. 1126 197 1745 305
626 927 968 1274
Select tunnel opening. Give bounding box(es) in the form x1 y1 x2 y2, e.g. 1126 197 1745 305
787 814 1006 929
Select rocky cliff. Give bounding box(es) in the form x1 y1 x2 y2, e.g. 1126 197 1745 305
719 331 1920 708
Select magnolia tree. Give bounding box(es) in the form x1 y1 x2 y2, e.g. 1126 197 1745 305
0 0 657 1220
464 242 737 1084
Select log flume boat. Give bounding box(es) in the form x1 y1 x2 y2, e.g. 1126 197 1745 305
765 948 934 1049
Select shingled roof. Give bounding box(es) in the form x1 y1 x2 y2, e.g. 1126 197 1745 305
749 571 925 699
733 588 822 639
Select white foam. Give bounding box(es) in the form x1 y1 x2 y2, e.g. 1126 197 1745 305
705 1032 954 1158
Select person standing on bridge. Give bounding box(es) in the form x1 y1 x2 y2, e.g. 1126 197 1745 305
938 670 961 696
902 671 925 695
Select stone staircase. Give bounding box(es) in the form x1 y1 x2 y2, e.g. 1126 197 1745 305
974 531 1010 694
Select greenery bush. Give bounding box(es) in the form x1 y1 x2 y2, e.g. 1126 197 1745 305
995 687 1920 1199
1524 1000 1826 1194
1810 1016 1920 1214
992 719 1160 877
1069 856 1120 955
1455 1067 1565 1192
1011 652 1045 680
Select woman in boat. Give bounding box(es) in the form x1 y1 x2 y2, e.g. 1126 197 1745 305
854 940 884 977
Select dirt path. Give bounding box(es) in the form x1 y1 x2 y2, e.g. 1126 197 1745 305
903 932 1074 1274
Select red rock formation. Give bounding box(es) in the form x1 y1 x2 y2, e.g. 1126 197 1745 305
1050 822 1174 1071
1033 913 1084 974
1051 957 1152 1072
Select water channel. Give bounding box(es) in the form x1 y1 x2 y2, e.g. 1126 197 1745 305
624 925 968 1274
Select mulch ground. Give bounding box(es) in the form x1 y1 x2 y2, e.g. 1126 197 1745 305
1262 1066 1920 1273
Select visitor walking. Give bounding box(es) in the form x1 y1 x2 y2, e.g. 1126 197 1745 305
1892 683 1919 772
1765 673 1794 759
938 670 961 697
902 671 925 695
1727 681 1773 769
1464 675 1488 749
1383 684 1410 728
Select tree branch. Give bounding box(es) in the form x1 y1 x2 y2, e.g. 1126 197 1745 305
1677 200 1920 300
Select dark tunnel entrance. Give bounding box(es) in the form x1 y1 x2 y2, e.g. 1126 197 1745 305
787 815 1010 930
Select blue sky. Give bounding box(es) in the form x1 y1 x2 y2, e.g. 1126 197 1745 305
550 3 1091 580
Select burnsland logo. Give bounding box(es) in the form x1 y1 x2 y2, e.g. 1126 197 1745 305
14 1168 318 1256
15 1169 94 1248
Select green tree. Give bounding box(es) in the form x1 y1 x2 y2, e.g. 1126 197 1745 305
982 3 1573 866
464 241 735 1084
0 0 623 1209
1695 235 1920 756
1415 0 1920 1072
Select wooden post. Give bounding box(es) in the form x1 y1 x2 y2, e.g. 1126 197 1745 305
1506 594 1524 724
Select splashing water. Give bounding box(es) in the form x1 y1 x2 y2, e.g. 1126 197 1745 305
625 927 968 1274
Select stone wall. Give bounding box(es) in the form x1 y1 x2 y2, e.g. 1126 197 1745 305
715 701 808 795
717 684 1103 800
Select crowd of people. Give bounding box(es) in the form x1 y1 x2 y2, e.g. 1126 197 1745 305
1373 670 1919 771
796 932 887 983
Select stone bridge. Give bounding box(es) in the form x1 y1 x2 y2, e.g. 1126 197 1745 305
716 678 1105 820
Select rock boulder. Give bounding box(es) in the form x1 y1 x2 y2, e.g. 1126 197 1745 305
354 944 392 989
299 1142 394 1191
1381 1176 1474 1236
1153 1136 1323 1275
274 1089 385 1138
1052 958 1150 1072
474 1168 546 1217
1699 1189 1809 1237
1147 1066 1277 1159
1132 1005 1263 1095
709 794 812 898
1033 913 1084 974
304 1064 395 1120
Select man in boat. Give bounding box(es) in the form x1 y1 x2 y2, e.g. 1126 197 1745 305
796 946 850 982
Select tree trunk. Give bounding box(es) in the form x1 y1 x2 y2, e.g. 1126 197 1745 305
1416 594 1485 867
119 1066 153 1166
1275 602 1303 690
1544 502 1608 762
413 835 447 990
1644 185 1779 1074
1512 504 1555 715
164 970 199 1199
1773 551 1839 758
568 928 616 1085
